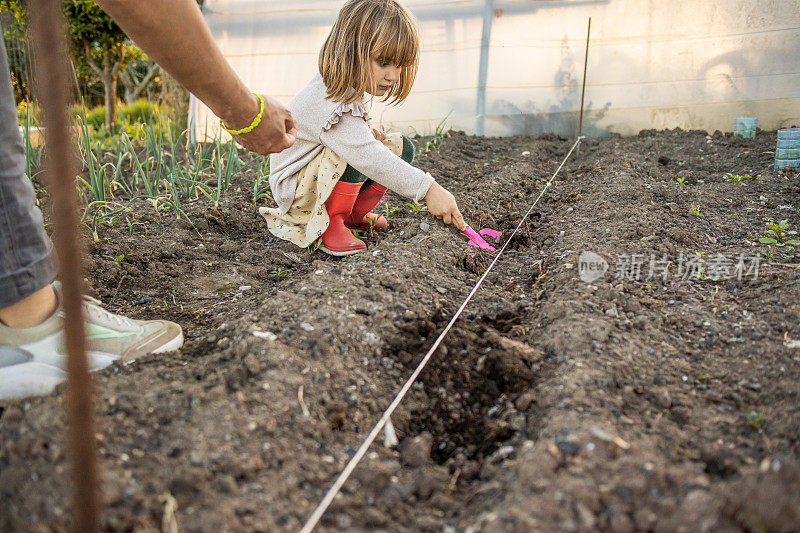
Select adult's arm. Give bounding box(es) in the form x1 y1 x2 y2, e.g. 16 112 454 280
95 0 296 154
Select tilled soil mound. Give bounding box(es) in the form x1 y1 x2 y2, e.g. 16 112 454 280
2 128 799 532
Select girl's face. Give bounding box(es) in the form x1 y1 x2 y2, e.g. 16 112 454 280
368 56 402 97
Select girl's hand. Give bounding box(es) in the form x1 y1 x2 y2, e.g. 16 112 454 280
424 182 466 230
372 127 387 141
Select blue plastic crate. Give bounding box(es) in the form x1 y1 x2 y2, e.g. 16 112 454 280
778 128 800 140
775 129 800 169
775 159 800 170
734 117 757 138
777 139 800 149
776 147 800 159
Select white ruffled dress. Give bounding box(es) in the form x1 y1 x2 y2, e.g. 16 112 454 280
261 74 434 249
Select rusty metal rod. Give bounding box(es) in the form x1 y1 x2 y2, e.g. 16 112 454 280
29 2 100 531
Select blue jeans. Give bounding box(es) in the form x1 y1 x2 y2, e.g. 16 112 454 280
0 38 57 308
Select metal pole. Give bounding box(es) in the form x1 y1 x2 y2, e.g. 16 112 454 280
578 17 591 141
29 2 100 532
475 0 494 136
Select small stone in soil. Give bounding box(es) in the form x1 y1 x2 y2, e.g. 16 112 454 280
401 432 433 467
653 374 671 385
651 387 672 409
555 440 580 456
243 353 263 376
490 445 515 462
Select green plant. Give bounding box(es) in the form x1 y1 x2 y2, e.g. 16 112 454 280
75 115 109 204
112 253 132 266
410 114 451 156
124 216 147 236
689 203 700 216
746 407 765 430
3 0 145 126
675 175 685 185
759 219 800 246
16 101 40 126
382 202 399 218
198 136 241 206
253 155 271 203
404 202 426 213
727 173 763 183
173 139 208 200
83 105 107 130
271 267 287 278
20 103 44 181
120 98 160 125
695 266 715 282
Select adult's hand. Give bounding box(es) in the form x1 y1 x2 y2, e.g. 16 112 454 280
225 93 298 154
424 182 466 230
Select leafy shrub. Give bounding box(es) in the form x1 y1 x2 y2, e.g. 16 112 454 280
82 99 162 130
84 104 107 129
121 99 160 125
17 101 41 126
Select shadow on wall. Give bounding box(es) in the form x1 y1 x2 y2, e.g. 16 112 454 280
491 37 611 137
491 101 611 138
700 46 800 127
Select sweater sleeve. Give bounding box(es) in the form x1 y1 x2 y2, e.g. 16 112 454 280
319 112 434 204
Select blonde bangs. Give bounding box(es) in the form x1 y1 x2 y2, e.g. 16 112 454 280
319 0 420 105
372 12 419 104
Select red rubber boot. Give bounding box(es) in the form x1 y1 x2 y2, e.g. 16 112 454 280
345 183 388 230
320 181 367 256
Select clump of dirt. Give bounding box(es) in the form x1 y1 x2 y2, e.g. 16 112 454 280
2 128 799 531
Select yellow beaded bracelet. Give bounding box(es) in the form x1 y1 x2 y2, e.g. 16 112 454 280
220 93 264 135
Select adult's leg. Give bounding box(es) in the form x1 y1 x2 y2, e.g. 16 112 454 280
0 41 184 400
0 38 57 312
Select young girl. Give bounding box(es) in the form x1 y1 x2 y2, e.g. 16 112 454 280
261 0 464 256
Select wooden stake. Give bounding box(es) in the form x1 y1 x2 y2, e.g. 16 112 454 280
578 17 591 145
29 2 100 531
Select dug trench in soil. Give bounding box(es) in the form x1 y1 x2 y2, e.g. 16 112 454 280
1 129 799 531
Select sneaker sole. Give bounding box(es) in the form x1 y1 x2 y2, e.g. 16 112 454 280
0 362 66 400
150 329 184 354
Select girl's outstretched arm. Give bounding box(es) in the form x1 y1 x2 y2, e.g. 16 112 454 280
321 113 433 203
96 0 297 154
322 112 465 229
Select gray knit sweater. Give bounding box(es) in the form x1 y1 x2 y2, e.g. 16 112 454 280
269 74 435 214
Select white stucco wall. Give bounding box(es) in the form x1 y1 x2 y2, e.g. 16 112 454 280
190 0 800 139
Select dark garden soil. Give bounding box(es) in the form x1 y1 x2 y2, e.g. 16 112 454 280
2 128 800 532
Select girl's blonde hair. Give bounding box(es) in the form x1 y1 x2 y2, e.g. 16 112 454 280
319 0 420 105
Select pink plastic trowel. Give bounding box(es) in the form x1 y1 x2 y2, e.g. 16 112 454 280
462 224 502 251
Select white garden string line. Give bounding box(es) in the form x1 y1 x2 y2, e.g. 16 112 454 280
300 136 584 533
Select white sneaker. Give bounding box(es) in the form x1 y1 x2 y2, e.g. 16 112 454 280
0 284 183 400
